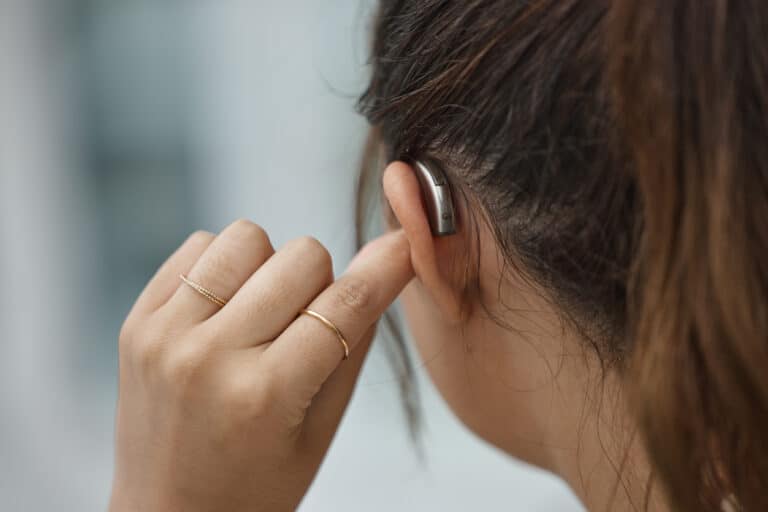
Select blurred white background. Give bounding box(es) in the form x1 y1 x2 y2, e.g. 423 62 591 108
0 1 584 510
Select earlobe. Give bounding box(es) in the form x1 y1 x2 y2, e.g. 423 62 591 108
382 160 466 324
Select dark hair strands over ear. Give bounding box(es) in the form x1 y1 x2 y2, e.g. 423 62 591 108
354 0 768 509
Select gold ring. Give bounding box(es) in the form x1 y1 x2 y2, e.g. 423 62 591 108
179 274 228 307
299 308 350 360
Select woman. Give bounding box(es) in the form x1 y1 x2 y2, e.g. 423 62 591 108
109 1 768 511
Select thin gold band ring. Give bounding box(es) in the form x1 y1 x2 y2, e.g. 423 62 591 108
177 275 347 359
299 308 350 360
179 274 228 307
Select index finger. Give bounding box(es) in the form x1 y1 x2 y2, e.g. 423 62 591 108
262 228 414 394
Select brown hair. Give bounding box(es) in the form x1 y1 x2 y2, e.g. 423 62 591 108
354 0 768 510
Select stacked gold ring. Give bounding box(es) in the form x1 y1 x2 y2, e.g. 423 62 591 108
178 275 348 361
179 274 228 307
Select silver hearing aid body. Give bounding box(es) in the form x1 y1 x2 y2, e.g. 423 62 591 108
401 155 457 236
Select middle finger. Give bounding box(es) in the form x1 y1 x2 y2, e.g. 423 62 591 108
206 235 335 348
162 219 275 325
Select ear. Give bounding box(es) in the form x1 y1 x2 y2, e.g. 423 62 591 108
381 160 466 324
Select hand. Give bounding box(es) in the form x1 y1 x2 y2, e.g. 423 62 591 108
109 219 413 512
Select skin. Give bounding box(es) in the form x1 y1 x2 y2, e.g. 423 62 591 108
381 161 669 512
110 220 413 511
111 161 668 511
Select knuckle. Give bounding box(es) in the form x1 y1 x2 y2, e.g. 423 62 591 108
226 371 278 423
294 236 333 273
162 341 212 390
199 250 237 287
118 316 134 350
335 275 373 313
133 331 171 377
130 313 181 377
187 230 215 247
230 219 270 244
209 373 278 448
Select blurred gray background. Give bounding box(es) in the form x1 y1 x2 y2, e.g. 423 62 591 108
0 1 584 510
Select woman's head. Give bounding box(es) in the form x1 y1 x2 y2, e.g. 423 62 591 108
355 1 768 510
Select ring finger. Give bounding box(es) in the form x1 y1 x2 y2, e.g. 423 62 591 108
163 219 275 325
205 235 335 349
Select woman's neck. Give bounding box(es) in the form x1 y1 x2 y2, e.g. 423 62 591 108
545 367 670 512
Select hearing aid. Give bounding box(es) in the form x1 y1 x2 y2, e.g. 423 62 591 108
400 155 457 236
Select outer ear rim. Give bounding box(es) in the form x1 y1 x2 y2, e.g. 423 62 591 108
382 160 467 325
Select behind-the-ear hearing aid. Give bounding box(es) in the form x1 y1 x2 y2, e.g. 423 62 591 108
400 155 457 236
